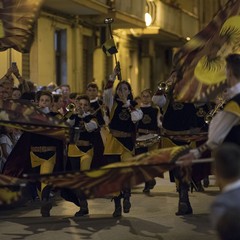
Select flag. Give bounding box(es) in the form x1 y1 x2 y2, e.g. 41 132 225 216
0 100 68 177
0 174 26 205
102 38 118 56
0 99 69 141
172 0 240 102
26 145 190 199
0 0 45 53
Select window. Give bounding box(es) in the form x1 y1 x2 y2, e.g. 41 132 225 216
55 29 67 86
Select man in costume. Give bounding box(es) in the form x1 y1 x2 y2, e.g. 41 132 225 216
65 94 100 217
86 82 108 168
153 70 210 215
2 92 65 217
135 88 162 193
179 53 240 163
178 53 240 217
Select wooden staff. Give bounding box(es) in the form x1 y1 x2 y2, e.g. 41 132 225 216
104 17 122 81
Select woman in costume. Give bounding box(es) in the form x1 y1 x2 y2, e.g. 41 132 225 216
103 64 143 217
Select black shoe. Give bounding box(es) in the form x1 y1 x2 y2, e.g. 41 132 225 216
113 206 122 217
148 179 156 189
175 202 193 216
74 208 89 217
143 186 150 193
191 181 204 192
203 177 209 188
40 201 52 217
112 196 122 217
143 181 150 193
196 182 204 192
123 199 131 213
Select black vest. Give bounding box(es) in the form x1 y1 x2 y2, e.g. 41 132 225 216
223 93 240 145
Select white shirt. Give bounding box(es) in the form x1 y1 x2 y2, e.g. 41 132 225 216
206 82 240 150
191 82 240 158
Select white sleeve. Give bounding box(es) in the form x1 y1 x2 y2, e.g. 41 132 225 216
156 107 162 128
206 111 240 149
103 88 114 112
66 118 75 126
84 120 98 132
152 95 167 108
131 108 143 123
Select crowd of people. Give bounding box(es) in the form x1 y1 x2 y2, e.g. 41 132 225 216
0 54 240 238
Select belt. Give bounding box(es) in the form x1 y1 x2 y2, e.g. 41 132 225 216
76 140 91 147
138 129 158 134
31 146 56 153
110 129 132 138
161 128 201 136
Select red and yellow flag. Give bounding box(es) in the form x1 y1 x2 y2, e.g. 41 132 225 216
0 0 45 53
173 0 240 102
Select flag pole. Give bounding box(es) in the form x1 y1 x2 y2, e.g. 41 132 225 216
104 18 122 80
176 158 214 165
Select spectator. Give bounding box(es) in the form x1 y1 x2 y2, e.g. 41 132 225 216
210 143 240 229
11 87 22 99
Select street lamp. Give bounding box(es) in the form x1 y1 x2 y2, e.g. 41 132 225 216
145 13 152 27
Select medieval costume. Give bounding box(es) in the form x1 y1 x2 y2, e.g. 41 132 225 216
103 68 143 217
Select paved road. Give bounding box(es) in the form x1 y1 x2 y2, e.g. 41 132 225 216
0 175 219 240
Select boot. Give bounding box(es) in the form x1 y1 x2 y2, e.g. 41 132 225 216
75 200 89 217
203 176 209 188
196 181 204 192
148 179 156 190
40 186 52 217
190 180 204 192
175 184 193 216
112 196 122 218
122 188 131 213
143 181 150 193
41 199 52 217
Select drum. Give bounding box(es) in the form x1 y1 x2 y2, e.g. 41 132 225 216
135 133 160 148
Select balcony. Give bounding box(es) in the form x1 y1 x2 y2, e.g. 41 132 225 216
42 0 145 28
131 0 200 46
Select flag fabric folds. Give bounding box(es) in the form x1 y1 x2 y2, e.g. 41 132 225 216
26 145 190 199
102 38 118 56
172 0 240 102
0 99 69 141
0 174 26 205
0 0 45 53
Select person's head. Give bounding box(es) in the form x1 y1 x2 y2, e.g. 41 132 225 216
11 87 22 99
216 207 240 240
20 92 36 103
75 95 91 113
213 143 240 188
2 81 13 98
60 84 71 99
86 82 99 100
47 82 57 92
37 91 53 109
0 126 15 134
115 80 133 101
0 84 7 100
134 96 141 105
225 54 240 86
140 89 153 105
69 92 78 102
52 94 63 110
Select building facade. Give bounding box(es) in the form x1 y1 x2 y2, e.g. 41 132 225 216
0 0 228 96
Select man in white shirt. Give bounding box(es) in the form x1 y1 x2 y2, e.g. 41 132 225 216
178 53 240 164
